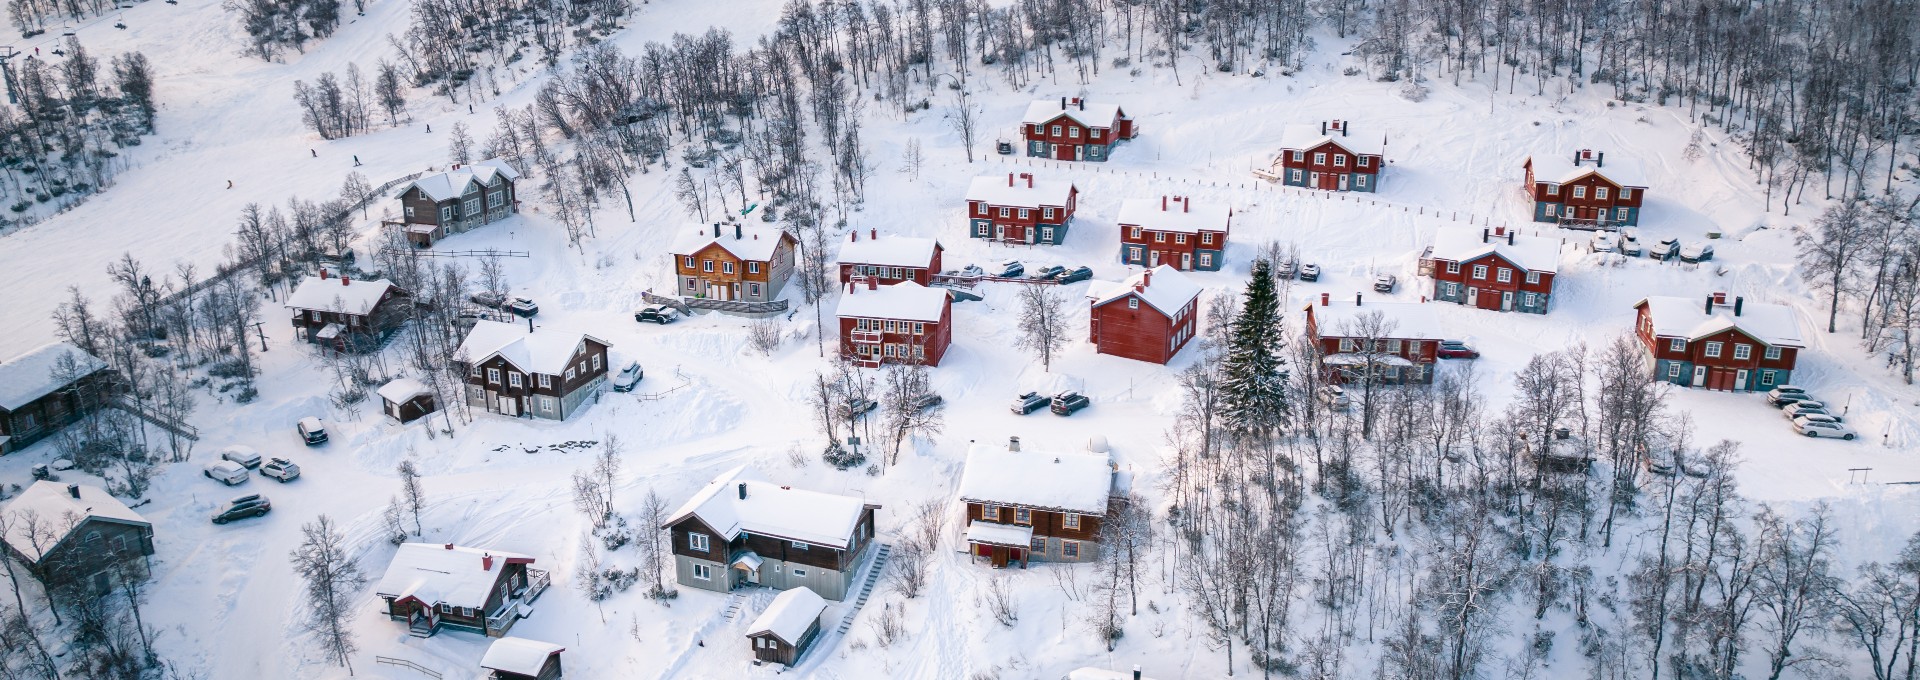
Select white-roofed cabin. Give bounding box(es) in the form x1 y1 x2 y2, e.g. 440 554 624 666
745 586 827 667
835 279 953 368
284 271 411 353
480 637 565 679
668 222 799 305
1086 266 1202 365
1633 293 1802 391
663 467 880 601
836 230 944 287
394 159 522 246
1423 226 1560 314
1 482 154 594
1020 97 1135 162
456 321 611 420
956 438 1120 569
1272 120 1385 193
1301 295 1445 386
1523 149 1647 228
964 173 1078 245
374 542 548 638
0 342 117 454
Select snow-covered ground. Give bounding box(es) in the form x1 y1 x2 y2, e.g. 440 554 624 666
1 0 1917 678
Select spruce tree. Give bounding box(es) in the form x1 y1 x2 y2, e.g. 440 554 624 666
1220 259 1289 440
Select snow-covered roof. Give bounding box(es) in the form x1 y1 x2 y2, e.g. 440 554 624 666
1069 668 1162 680
837 235 941 268
1526 150 1648 188
1278 122 1386 156
479 637 564 676
0 342 109 412
964 521 1034 548
667 223 793 262
376 378 430 404
1087 265 1202 317
455 320 610 376
396 158 521 202
1115 197 1230 234
664 467 871 549
374 542 534 608
956 440 1113 514
1635 296 1804 347
966 174 1076 209
284 275 400 315
745 586 827 644
835 281 950 323
1428 226 1561 273
1021 99 1125 129
1303 299 1449 340
1 482 148 563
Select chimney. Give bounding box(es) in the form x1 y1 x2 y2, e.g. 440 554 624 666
1162 195 1167 211
735 224 743 240
1060 96 1067 110
482 553 494 571
1320 292 1330 306
1713 292 1728 306
1704 295 1715 315
1481 228 1489 243
1597 152 1605 167
1144 269 1153 287
850 231 858 242
444 543 455 550
870 228 877 240
1008 172 1015 187
1009 436 1020 452
1183 197 1189 213
66 484 80 499
342 275 350 286
319 269 329 280
867 276 878 291
1343 123 1349 137
1356 293 1363 306
1573 151 1581 167
1734 297 1744 316
1024 173 1033 189
1508 231 1515 246
1133 666 1142 680
1078 98 1085 110
738 482 747 500
713 223 721 238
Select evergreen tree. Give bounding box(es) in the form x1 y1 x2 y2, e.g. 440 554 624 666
1220 259 1289 441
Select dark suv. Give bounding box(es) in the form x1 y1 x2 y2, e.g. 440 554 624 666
1050 391 1090 416
212 494 272 525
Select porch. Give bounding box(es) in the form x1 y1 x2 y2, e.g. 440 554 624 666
964 522 1034 569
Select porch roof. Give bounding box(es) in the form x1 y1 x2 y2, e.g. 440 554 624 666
965 521 1034 549
730 551 764 571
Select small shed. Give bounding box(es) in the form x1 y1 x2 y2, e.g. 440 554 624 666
377 378 436 424
480 637 565 680
746 587 828 667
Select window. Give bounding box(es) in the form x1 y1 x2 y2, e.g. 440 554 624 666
1044 208 1055 219
1199 253 1212 267
1734 344 1752 360
976 203 988 216
1446 262 1461 274
1062 541 1080 559
1761 370 1777 386
1572 186 1587 199
471 364 482 377
998 207 1010 218
885 320 898 333
1620 188 1633 200
1496 268 1512 283
914 322 925 335
1472 265 1488 279
538 374 552 388
1764 347 1782 360
1291 151 1304 162
1090 129 1102 139
983 505 999 520
1704 341 1723 358
1291 169 1303 182
1127 246 1143 263
1356 175 1368 187
1154 232 1166 242
1019 209 1030 219
1334 155 1348 166
692 564 712 581
1525 271 1540 284
441 603 452 613
1129 227 1142 239
747 262 760 274
1546 184 1560 196
1617 208 1630 221
440 206 454 222
1544 204 1558 217
565 367 576 381
487 368 501 384
404 205 415 218
309 310 322 322
791 541 809 550
1596 187 1609 200
1669 339 1685 352
464 198 481 215
1359 156 1372 167
688 533 710 551
682 255 694 268
1201 233 1213 244
1668 363 1682 378
1051 125 1062 135
1339 339 1356 352
1525 292 1538 306
749 283 762 297
1068 127 1080 138
702 260 714 272
508 373 522 387
591 354 602 371
487 191 505 208
1386 339 1402 353
722 262 734 274
1174 234 1187 244
1128 298 1139 310
1314 152 1327 165
541 396 556 412
976 223 990 237
792 568 808 577
1014 508 1031 524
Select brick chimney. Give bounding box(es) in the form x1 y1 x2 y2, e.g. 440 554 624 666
342 275 350 286
850 231 858 242
1022 173 1033 188
1183 197 1189 213
1078 98 1085 110
870 228 877 240
444 543 455 550
482 553 494 571
867 276 878 291
1143 269 1153 287
1712 292 1728 306
319 269 329 280
1161 195 1167 211
1320 292 1330 306
1008 172 1015 187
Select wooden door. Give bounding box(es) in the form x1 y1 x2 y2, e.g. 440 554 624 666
1054 144 1073 161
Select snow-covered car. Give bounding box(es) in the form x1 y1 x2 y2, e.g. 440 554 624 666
220 445 262 469
1010 391 1049 415
1373 274 1398 293
203 461 249 486
1050 391 1090 416
1438 340 1479 359
840 397 878 420
1781 401 1836 420
1793 412 1846 427
1680 242 1715 263
946 288 984 303
1319 385 1351 410
1299 264 1321 282
212 495 272 525
634 304 680 324
1275 260 1297 280
260 457 301 483
910 393 944 412
1792 416 1856 440
997 260 1025 278
1589 232 1619 253
612 361 644 392
1650 238 1681 260
1619 228 1643 256
470 291 507 309
297 417 328 445
506 297 540 317
1056 266 1094 284
959 264 986 277
1766 386 1811 407
1029 265 1066 281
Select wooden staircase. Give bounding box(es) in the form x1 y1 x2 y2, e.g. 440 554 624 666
836 543 890 634
107 397 198 441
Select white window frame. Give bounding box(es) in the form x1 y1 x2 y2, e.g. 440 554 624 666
538 374 552 388
1472 265 1488 279
692 564 712 581
507 372 521 387
1128 298 1139 310
1199 252 1212 267
541 396 556 412
1764 346 1782 360
591 354 602 371
1669 338 1685 352
1704 341 1723 358
1596 187 1609 200
1617 208 1630 221
1334 154 1348 167
792 568 807 577
1313 152 1326 165
1356 174 1368 187
1175 233 1186 244
1358 156 1371 167
1620 188 1633 200
1496 268 1512 283
1546 184 1560 196
688 532 710 551
1761 370 1776 386
1291 150 1304 162
1446 262 1460 274
487 368 500 384
1525 271 1540 284
1667 363 1682 378
1733 344 1752 360
1572 186 1587 199
565 367 577 380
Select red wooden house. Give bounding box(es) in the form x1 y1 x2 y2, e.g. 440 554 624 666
1115 196 1230 271
965 173 1078 245
957 437 1119 568
835 279 953 368
1268 120 1385 192
1301 294 1446 385
1086 265 1201 365
1633 293 1803 391
1020 97 1135 162
1524 149 1648 228
836 230 943 286
1422 226 1561 314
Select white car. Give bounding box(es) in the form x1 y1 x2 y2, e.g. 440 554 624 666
1589 232 1619 253
612 361 644 392
1680 242 1715 263
204 460 250 485
1781 401 1838 421
1618 229 1643 256
1319 385 1350 410
220 445 262 469
1792 416 1856 440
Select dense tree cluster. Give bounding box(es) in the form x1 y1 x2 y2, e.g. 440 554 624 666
228 0 342 61
0 39 155 228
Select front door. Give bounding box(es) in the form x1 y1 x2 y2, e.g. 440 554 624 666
1309 172 1321 188
1501 291 1515 311
1735 369 1749 391
1181 253 1193 269
1466 287 1478 306
744 566 759 584
498 395 518 416
1692 366 1707 387
731 282 742 300
1053 144 1072 161
1149 251 1160 266
995 224 1006 242
1338 174 1350 190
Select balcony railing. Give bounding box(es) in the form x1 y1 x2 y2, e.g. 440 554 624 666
851 330 883 344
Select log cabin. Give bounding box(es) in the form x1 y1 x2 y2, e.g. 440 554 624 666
0 342 117 454
1020 97 1136 162
964 173 1078 245
0 482 154 595
745 586 827 667
1524 149 1648 228
1633 293 1803 391
374 543 549 638
667 222 798 303
285 271 411 353
956 437 1120 569
393 159 521 247
1422 226 1561 314
1115 196 1229 271
456 320 611 421
836 230 943 286
835 278 953 368
1301 294 1447 386
663 467 879 601
480 637 566 680
1086 265 1201 365
377 378 437 424
1271 120 1385 192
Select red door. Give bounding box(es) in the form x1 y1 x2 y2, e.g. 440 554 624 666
1707 369 1733 391
1318 172 1339 190
1054 143 1075 160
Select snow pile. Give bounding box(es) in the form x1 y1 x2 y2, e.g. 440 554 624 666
835 281 949 322
1087 265 1201 316
744 586 826 643
455 320 611 375
664 466 870 549
1428 226 1562 273
1114 196 1230 234
282 275 399 315
478 636 564 676
956 440 1113 514
1 481 149 562
397 158 521 202
372 543 533 609
0 342 108 411
1068 667 1159 680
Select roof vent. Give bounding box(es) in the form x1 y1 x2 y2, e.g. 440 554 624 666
738 482 747 500
1008 436 1020 452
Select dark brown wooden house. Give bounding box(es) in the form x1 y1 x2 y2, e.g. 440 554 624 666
456 320 611 421
1 482 154 594
285 272 411 353
663 466 879 601
393 159 522 247
0 343 117 454
745 586 827 667
377 378 437 424
956 438 1118 569
374 543 549 638
480 637 565 680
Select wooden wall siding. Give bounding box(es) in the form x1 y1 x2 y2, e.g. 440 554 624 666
1089 294 1193 365
289 289 412 352
24 518 155 590
463 339 609 419
0 369 118 452
838 307 953 367
1279 140 1383 176
965 502 1105 541
398 181 516 228
674 238 795 302
385 394 437 423
492 656 563 680
1636 307 1799 372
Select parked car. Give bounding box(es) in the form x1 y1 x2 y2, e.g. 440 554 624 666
612 361 644 392
840 397 878 420
1319 385 1351 410
212 494 272 524
1299 264 1321 282
946 288 984 303
1050 391 1090 416
1680 242 1715 263
296 417 328 445
959 264 986 277
1373 274 1398 293
634 304 680 324
1010 391 1050 415
506 297 540 317
456 306 502 321
1619 228 1643 256
470 291 506 308
220 445 262 469
1438 340 1480 359
910 393 944 412
1794 412 1846 427
1650 238 1681 260
1766 385 1811 407
1030 265 1066 281
997 260 1025 278
1792 416 1857 440
1780 401 1829 419
1057 266 1094 284
996 140 1014 155
260 457 301 483
1275 260 1297 280
203 461 249 486
1589 232 1619 254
